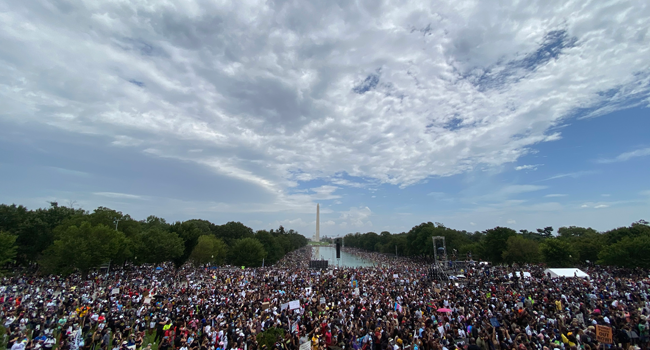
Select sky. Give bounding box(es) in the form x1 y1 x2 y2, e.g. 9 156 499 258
1 0 649 238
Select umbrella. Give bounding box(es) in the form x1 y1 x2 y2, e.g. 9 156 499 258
437 308 452 313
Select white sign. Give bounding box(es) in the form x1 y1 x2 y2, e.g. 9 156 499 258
393 274 399 278
111 288 120 295
280 303 289 311
320 297 326 305
289 300 300 310
299 342 311 350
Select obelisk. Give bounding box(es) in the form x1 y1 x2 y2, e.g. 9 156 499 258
315 203 320 242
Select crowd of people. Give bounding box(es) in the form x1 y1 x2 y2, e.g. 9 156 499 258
2 245 649 350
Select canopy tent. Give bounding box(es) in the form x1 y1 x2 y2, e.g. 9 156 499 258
544 268 590 279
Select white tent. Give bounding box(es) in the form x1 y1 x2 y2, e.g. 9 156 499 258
544 268 590 279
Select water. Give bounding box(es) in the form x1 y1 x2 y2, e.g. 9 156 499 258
312 246 375 268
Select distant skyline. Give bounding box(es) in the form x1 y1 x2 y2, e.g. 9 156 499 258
1 0 649 237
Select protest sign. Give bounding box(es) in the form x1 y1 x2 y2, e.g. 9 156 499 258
320 297 325 304
490 317 501 328
289 300 300 310
596 325 612 344
111 288 119 295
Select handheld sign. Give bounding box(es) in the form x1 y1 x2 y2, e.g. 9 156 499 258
289 300 300 310
596 325 612 344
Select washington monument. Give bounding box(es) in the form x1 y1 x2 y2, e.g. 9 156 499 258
314 203 320 242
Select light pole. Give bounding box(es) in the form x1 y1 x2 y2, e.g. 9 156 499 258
114 218 121 231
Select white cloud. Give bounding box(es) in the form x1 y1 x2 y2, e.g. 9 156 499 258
515 164 542 171
427 192 445 198
597 147 650 164
1 0 649 206
476 185 547 202
93 192 144 200
309 185 341 200
339 206 373 228
545 194 567 198
112 135 143 147
330 177 369 188
543 171 598 181
507 219 517 224
594 204 609 209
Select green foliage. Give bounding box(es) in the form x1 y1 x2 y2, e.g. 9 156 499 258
0 203 308 271
257 328 285 349
254 230 284 265
1 202 85 263
558 226 598 239
189 235 228 266
133 228 184 265
0 231 17 267
540 238 579 267
229 238 267 267
40 222 124 277
482 227 517 264
502 235 540 265
599 235 650 268
214 221 254 246
170 220 209 267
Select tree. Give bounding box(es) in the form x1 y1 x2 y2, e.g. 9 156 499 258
170 220 211 267
599 235 650 268
536 226 554 238
482 227 517 264
0 231 17 267
557 226 598 239
189 235 227 266
502 235 540 265
133 228 184 265
40 222 124 278
11 202 84 263
539 238 579 267
255 230 284 264
229 238 266 267
214 222 254 246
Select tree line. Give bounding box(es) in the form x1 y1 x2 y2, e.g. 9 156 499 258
342 220 650 268
0 202 308 276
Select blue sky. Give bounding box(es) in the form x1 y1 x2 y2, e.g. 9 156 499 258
1 0 649 237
